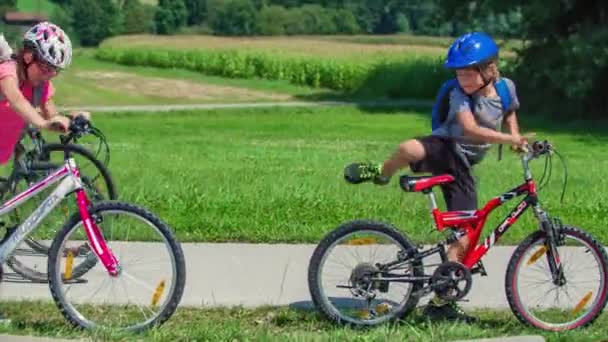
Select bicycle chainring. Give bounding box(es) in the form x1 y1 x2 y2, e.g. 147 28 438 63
431 261 472 301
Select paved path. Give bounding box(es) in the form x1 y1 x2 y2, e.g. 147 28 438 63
1 243 602 311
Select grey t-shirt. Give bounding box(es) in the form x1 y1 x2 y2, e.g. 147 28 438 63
432 77 520 165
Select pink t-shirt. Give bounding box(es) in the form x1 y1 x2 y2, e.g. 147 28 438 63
0 61 54 164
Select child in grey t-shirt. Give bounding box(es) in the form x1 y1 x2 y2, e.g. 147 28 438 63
344 32 529 323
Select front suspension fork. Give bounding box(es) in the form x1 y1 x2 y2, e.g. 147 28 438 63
540 214 565 285
76 190 120 276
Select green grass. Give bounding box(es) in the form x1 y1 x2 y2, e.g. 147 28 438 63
24 105 604 245
0 301 606 341
16 0 58 14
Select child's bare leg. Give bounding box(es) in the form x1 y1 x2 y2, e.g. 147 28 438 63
381 139 426 178
344 139 428 185
447 234 470 262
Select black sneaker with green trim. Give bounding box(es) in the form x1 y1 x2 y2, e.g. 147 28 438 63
344 162 390 185
422 297 479 323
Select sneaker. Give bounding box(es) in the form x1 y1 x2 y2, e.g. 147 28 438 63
422 297 479 323
344 162 390 185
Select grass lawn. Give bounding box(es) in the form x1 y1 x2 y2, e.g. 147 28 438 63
0 301 605 341
22 105 604 245
16 0 57 14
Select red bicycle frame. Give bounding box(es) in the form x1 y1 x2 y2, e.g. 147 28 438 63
427 179 539 269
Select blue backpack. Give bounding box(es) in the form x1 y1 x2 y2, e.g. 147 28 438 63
431 78 513 131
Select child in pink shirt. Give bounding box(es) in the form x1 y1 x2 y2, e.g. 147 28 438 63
0 22 87 325
0 22 89 165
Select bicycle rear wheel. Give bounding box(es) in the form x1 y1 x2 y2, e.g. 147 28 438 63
48 201 186 332
308 220 423 327
506 226 608 331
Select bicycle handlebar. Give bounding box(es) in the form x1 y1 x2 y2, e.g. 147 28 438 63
520 139 568 203
519 140 553 160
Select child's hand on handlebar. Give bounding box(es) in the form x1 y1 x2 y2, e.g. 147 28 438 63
44 116 70 133
510 132 536 153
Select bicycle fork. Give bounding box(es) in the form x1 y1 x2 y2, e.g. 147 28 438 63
534 204 565 286
75 189 119 277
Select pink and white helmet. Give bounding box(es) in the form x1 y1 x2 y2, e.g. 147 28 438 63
23 21 72 69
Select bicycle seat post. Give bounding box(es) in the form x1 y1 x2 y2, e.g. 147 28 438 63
424 190 440 230
425 190 438 211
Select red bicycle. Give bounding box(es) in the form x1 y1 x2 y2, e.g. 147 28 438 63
308 140 608 331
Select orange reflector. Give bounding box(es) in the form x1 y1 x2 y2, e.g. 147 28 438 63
572 291 593 316
64 250 74 280
527 246 547 266
152 280 166 306
346 238 378 246
376 303 391 315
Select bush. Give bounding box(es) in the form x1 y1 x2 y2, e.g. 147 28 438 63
67 0 120 46
256 5 289 35
122 0 155 34
155 0 187 35
513 29 608 118
208 0 257 36
333 9 360 34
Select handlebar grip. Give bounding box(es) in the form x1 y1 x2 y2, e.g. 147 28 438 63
68 116 91 135
531 140 552 156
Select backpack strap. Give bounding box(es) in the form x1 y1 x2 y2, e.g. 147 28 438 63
495 78 512 114
494 78 513 161
432 78 475 131
432 79 459 130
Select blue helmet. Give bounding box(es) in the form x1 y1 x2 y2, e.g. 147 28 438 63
444 32 499 69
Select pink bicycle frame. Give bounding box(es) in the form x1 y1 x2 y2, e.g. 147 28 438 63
0 158 119 276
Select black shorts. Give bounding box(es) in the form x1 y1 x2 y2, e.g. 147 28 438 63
410 135 477 211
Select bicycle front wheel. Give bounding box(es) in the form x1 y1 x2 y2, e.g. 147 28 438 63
48 201 186 332
506 226 608 331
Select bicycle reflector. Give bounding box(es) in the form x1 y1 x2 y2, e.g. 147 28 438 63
526 246 547 266
572 291 593 316
152 280 166 306
64 250 74 280
345 237 379 245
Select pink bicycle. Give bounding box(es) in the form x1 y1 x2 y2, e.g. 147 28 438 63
0 117 186 332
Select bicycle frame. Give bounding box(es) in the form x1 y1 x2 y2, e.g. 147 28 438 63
423 152 560 271
0 158 119 276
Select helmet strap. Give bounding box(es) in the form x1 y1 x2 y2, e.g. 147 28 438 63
473 65 494 94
